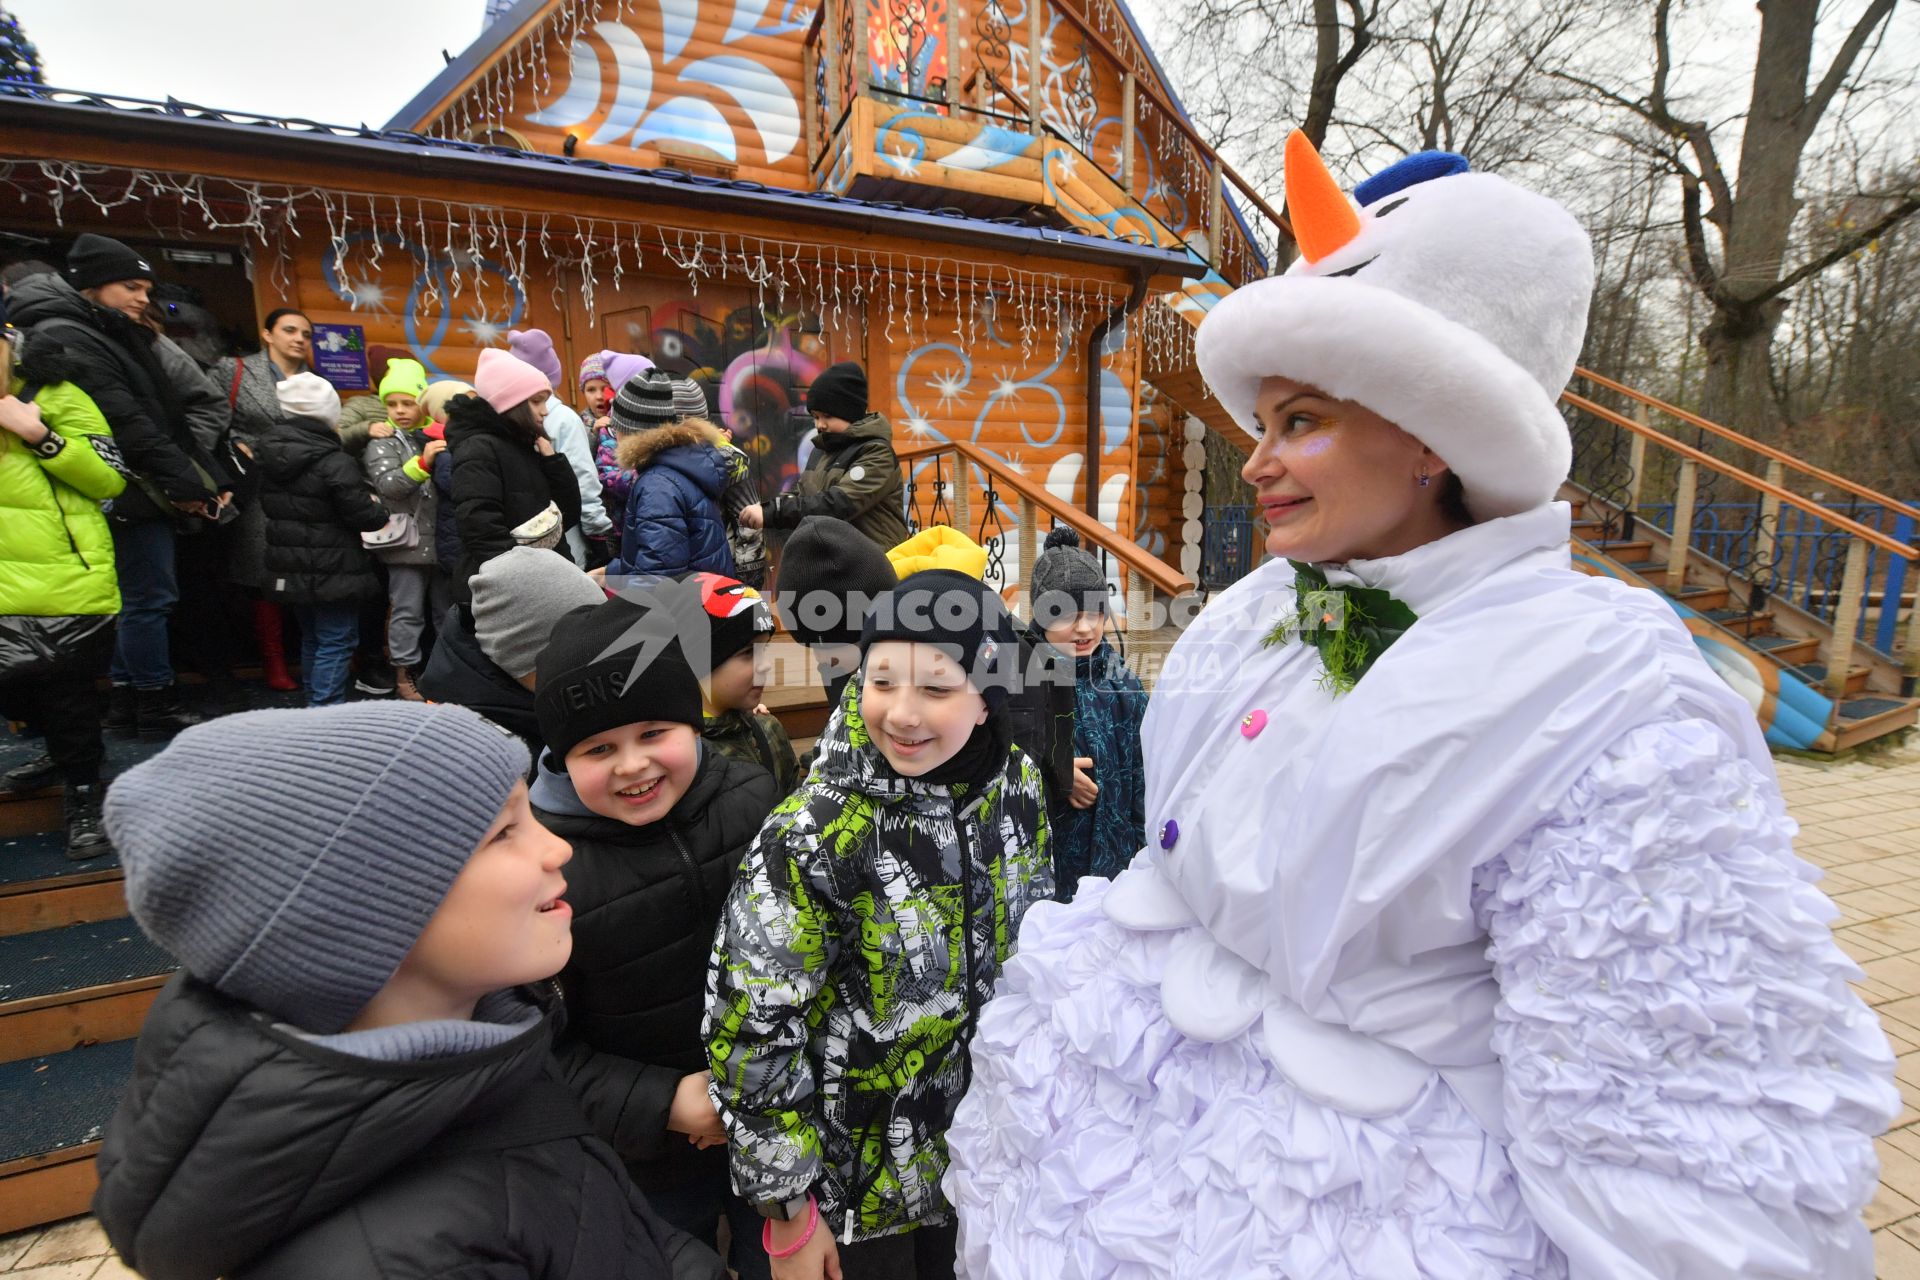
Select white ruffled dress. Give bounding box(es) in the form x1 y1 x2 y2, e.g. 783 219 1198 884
944 504 1898 1279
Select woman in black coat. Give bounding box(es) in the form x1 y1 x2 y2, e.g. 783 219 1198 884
448 351 581 603
254 373 388 706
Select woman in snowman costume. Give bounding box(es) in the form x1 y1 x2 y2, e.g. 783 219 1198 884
942 132 1898 1279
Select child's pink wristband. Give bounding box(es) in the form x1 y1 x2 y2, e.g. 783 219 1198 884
761 1196 819 1259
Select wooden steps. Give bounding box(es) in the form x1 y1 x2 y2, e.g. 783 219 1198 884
0 720 181 1235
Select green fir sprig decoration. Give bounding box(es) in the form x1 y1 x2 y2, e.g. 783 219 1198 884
1261 561 1419 694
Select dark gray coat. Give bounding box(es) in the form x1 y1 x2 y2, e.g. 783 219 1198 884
93 975 725 1280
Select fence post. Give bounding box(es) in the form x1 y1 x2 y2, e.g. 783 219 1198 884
1119 73 1136 193
1624 410 1648 514
1018 498 1037 611
1027 0 1043 136
1207 163 1225 271
1126 567 1146 636
1665 459 1697 595
1825 537 1869 703
1755 458 1785 571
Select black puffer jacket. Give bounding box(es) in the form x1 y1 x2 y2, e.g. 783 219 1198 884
445 395 582 603
416 603 541 761
533 747 776 1185
256 414 388 604
93 975 726 1280
8 273 223 522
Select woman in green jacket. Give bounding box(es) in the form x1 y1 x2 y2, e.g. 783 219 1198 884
0 313 126 860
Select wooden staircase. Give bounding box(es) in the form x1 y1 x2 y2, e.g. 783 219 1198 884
0 735 177 1236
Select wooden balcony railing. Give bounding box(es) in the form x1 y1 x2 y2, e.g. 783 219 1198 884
896 438 1194 626
804 0 1287 289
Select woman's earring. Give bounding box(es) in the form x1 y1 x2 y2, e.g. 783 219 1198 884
1416 469 1431 488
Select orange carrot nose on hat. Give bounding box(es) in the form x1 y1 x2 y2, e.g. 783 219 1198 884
1285 130 1361 265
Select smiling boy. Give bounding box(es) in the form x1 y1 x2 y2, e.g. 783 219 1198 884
531 587 780 1279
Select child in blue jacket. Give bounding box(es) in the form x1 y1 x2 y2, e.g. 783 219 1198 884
603 373 733 580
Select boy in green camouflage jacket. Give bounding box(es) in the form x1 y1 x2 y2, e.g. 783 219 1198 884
704 569 1052 1278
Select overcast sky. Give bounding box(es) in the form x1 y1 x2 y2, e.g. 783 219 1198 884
13 0 489 127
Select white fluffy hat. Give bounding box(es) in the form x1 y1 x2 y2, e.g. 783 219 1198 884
1194 132 1593 520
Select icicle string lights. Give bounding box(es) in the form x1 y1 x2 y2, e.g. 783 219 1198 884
0 158 1202 376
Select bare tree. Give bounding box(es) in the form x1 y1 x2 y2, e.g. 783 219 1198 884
1558 0 1919 433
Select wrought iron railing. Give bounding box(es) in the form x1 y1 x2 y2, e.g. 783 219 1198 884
1630 502 1918 657
895 438 1193 627
1200 504 1259 591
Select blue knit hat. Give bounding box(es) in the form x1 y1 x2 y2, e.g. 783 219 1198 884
104 702 531 1033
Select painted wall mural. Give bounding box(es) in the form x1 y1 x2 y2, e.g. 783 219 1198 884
599 283 852 499
522 0 809 173
892 294 1135 589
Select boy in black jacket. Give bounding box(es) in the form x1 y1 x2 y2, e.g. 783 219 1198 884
531 583 779 1280
93 700 724 1280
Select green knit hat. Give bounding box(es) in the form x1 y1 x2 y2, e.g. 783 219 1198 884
378 358 429 404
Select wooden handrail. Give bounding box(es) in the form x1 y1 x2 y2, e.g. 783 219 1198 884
1563 391 1919 560
1573 367 1920 522
896 439 1195 596
1039 0 1289 242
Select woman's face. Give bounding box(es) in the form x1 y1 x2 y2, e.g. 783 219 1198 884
860 641 988 776
264 314 311 366
395 782 574 1002
1241 376 1454 564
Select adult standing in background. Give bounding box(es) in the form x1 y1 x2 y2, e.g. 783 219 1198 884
210 308 312 692
7 235 221 739
0 296 126 860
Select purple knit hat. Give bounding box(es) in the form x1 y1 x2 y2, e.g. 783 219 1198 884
602 351 655 393
508 329 564 390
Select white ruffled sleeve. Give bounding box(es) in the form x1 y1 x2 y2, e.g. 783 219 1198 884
1475 716 1899 1280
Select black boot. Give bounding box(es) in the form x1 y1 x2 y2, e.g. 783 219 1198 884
135 685 205 740
105 684 137 737
4 752 60 793
64 783 114 861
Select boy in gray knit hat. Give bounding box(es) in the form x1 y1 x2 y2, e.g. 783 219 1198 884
416 546 608 760
94 700 726 1280
1023 526 1146 901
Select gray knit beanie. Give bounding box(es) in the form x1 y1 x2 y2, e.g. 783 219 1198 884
671 377 709 421
1029 526 1110 624
472 546 609 679
104 702 531 1034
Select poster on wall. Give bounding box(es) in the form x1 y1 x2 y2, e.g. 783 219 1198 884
311 323 370 390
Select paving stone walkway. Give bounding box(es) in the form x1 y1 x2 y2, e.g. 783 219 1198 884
5 740 1919 1278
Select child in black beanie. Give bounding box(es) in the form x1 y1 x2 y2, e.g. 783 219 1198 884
705 569 1053 1279
529 584 779 1280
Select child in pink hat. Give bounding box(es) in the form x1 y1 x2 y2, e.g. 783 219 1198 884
443 351 583 604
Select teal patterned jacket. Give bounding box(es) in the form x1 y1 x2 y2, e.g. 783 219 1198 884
703 680 1052 1243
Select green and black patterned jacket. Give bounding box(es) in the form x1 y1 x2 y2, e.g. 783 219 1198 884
704 679 1052 1244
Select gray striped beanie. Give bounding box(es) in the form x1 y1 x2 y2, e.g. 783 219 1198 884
671 378 709 421
610 370 678 434
104 702 530 1033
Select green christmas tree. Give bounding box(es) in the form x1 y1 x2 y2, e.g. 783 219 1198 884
0 5 45 86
